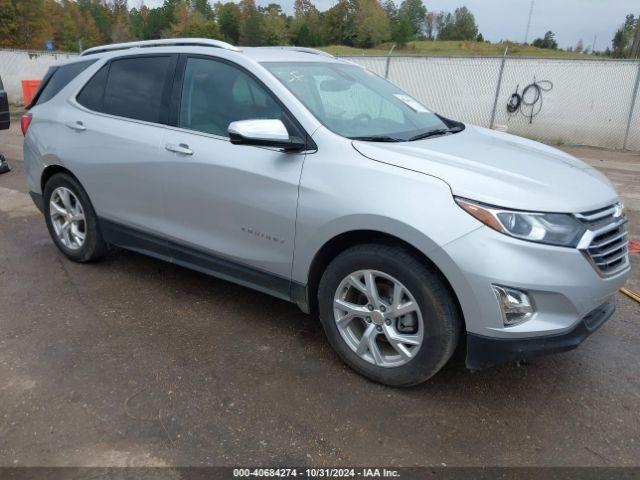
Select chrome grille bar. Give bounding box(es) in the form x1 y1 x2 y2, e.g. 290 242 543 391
576 202 629 277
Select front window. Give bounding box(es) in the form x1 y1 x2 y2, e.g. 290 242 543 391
264 61 461 141
179 57 288 138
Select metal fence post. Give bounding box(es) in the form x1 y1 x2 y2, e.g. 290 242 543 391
489 47 508 129
623 60 640 151
384 44 396 79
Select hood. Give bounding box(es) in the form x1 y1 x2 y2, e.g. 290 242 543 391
352 125 618 213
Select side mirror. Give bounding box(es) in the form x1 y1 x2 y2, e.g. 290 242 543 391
228 119 306 152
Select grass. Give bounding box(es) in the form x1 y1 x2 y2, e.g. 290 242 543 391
321 40 597 58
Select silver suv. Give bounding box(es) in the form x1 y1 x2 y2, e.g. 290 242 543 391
23 39 630 386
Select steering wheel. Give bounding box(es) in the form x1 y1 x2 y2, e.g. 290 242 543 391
352 113 372 123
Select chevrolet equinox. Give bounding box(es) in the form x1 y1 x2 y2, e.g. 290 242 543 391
22 39 630 386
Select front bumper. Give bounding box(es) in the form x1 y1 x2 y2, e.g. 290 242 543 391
466 298 615 369
428 225 630 367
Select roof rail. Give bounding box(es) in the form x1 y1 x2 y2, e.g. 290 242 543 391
80 38 241 56
258 46 334 58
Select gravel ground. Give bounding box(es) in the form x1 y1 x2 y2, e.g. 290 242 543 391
0 122 638 468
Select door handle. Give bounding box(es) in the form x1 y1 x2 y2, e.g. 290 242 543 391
66 121 86 132
165 143 193 155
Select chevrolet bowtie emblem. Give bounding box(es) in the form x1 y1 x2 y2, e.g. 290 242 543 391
613 203 624 218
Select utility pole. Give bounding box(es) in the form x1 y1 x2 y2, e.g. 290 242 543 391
591 35 597 54
524 0 534 44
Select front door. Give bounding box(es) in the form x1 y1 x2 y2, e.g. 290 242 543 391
161 56 307 298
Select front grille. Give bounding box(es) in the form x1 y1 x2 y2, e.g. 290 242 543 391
575 203 629 276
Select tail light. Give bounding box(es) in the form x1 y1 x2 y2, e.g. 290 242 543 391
21 113 33 136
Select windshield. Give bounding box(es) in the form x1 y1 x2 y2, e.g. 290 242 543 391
263 61 460 141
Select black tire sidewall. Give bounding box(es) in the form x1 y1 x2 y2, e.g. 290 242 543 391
43 173 105 262
318 245 460 387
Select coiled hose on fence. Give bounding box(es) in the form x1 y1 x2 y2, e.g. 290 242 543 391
507 78 553 124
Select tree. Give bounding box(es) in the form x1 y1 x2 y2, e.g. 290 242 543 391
0 0 18 48
437 6 478 41
11 0 45 49
262 3 287 45
352 0 390 48
424 11 436 40
574 39 584 53
168 0 219 39
323 0 355 45
216 2 241 44
397 0 425 39
239 0 263 45
291 0 324 46
612 14 637 58
532 30 558 50
391 16 412 46
193 0 214 20
382 0 396 20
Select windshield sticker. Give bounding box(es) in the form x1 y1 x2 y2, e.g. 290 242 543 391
393 94 431 113
288 71 304 83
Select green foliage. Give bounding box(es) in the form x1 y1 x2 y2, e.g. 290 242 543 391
611 14 638 58
291 0 323 46
391 16 412 46
323 0 355 46
532 31 558 50
0 0 501 55
262 4 288 45
216 2 241 44
437 6 478 41
168 1 219 39
353 0 390 48
397 0 425 39
239 0 264 45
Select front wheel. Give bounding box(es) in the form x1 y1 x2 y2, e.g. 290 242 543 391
318 244 461 387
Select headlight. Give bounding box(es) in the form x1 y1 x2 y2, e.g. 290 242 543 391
455 197 586 247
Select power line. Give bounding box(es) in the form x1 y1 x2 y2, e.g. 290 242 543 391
524 0 534 44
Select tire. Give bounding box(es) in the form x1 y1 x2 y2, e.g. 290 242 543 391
318 244 461 387
43 172 108 263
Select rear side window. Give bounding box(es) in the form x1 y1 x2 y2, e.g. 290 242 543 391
34 60 96 106
76 64 108 111
77 56 174 124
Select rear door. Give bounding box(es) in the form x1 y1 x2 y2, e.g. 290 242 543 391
64 54 177 244
0 76 9 130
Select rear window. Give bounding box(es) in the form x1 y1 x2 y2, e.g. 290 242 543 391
77 55 174 124
34 60 96 106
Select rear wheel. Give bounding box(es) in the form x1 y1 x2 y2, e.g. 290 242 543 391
318 244 461 387
43 173 108 262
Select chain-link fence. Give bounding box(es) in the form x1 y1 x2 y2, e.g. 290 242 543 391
1 49 639 150
344 55 640 151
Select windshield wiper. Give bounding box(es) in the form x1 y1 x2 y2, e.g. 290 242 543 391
408 126 463 142
349 135 403 142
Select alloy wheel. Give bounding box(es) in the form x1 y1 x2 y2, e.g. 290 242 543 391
49 186 86 250
333 269 424 368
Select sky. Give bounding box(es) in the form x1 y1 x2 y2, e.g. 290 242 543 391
139 0 637 50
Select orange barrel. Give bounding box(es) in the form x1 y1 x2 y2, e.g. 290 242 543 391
21 79 42 105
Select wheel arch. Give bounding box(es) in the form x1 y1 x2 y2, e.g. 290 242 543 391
41 164 80 193
303 229 465 334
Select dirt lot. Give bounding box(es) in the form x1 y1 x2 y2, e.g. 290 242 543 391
0 121 639 468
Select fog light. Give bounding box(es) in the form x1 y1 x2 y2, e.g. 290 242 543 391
492 285 534 327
